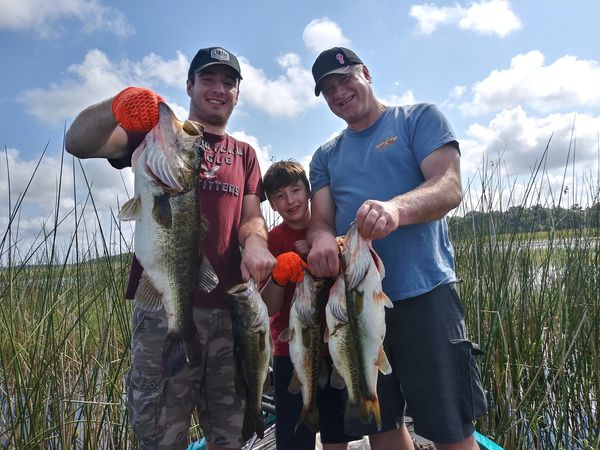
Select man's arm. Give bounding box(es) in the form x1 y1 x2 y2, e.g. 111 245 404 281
238 194 276 283
65 87 163 160
306 186 340 278
356 144 462 240
260 278 285 316
65 97 131 160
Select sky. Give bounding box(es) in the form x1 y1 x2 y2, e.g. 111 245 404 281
1 0 599 261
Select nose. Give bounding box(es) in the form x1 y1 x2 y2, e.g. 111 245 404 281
211 81 226 94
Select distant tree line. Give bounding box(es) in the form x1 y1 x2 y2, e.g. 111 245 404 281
448 202 600 236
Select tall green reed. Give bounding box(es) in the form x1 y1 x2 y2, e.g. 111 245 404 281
1 149 134 449
1 137 598 449
452 140 599 449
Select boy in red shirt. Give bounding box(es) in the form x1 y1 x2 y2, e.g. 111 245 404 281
261 160 358 450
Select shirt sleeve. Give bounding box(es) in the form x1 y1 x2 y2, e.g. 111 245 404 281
243 143 266 202
309 145 331 195
108 129 146 169
407 104 459 164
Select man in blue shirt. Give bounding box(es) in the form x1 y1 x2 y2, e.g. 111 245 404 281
307 47 487 450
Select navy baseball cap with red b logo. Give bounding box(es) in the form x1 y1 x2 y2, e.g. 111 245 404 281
311 47 363 96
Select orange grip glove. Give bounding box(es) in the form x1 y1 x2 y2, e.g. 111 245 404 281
111 87 165 132
272 252 308 286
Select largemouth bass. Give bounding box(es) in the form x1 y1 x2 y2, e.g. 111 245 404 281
278 272 330 433
326 221 393 430
228 279 272 441
118 102 218 377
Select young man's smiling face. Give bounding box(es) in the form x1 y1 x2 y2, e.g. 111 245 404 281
187 65 240 131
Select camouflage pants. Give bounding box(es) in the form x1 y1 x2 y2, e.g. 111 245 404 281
127 304 246 450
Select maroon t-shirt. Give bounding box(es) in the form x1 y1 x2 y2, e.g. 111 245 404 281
267 222 307 356
112 129 264 309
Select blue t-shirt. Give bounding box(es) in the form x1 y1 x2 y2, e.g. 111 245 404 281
310 104 459 301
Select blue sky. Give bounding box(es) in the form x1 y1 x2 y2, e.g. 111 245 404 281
1 0 599 258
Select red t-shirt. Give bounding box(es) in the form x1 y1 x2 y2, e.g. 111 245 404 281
267 222 307 356
114 131 264 309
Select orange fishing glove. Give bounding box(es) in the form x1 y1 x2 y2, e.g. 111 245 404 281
111 87 165 132
272 252 308 286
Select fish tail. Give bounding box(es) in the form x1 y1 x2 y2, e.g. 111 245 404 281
296 405 319 433
161 332 202 377
242 410 264 441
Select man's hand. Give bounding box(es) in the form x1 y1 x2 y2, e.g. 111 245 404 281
307 232 340 278
112 87 165 132
271 252 307 286
355 199 400 240
240 235 276 283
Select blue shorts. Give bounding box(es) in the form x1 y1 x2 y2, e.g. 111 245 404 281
273 355 361 448
349 283 488 443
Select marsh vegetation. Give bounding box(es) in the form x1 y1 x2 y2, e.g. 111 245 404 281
0 147 598 449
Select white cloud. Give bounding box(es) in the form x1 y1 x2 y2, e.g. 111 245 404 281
384 90 417 106
230 130 273 176
238 54 318 117
463 106 600 177
20 49 189 126
0 0 131 38
302 18 351 54
0 147 134 264
410 0 521 37
460 51 600 115
410 3 464 34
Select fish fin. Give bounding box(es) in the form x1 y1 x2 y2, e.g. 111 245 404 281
374 290 394 308
361 396 382 431
118 195 141 221
242 410 263 441
323 327 329 343
330 365 346 390
297 405 319 433
344 401 362 429
378 347 392 375
370 248 386 280
318 360 329 389
134 272 163 311
199 215 209 234
287 371 302 394
278 328 293 343
152 193 172 228
197 255 219 292
262 368 271 392
232 363 247 399
161 332 202 377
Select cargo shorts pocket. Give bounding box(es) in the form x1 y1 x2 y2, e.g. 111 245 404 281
127 368 167 445
450 339 488 422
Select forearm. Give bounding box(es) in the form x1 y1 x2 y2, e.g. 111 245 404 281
392 173 462 226
65 97 129 159
239 215 268 248
260 278 285 316
307 217 336 247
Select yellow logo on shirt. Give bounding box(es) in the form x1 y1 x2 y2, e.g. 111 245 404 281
375 135 398 151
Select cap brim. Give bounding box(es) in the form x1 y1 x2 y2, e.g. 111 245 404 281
314 65 354 96
195 61 243 79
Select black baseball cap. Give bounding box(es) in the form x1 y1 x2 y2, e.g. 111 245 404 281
188 46 242 81
312 47 363 96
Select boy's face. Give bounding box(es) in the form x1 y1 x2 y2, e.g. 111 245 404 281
269 179 310 230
